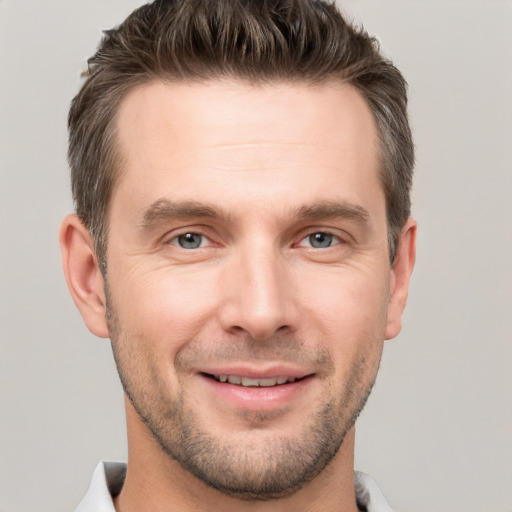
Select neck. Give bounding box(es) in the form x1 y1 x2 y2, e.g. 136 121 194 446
115 399 360 512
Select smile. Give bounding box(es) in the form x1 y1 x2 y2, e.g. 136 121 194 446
198 371 314 411
207 374 300 387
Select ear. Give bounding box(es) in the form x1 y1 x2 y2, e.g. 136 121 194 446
59 214 109 338
385 217 417 340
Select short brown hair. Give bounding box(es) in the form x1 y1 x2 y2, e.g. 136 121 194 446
68 0 414 264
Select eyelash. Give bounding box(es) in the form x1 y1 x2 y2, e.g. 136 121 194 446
165 229 344 251
296 231 342 249
165 230 212 249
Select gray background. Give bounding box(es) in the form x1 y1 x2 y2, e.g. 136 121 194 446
1 1 511 511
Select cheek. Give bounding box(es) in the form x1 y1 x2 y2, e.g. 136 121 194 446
110 265 220 349
297 267 389 363
301 266 389 324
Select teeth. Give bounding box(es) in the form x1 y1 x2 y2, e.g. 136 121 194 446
258 378 278 387
241 377 260 386
214 375 298 387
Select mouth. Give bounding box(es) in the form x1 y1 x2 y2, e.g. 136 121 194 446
198 370 315 412
202 373 305 388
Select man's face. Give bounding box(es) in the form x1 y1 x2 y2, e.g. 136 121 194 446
105 80 397 498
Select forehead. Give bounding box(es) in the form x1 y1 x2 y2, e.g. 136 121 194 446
112 79 382 219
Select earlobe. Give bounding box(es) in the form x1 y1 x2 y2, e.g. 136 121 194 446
59 214 110 338
385 218 417 340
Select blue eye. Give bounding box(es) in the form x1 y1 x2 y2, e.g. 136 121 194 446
176 233 204 249
307 232 334 248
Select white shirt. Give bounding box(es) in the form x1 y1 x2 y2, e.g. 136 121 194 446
75 461 396 512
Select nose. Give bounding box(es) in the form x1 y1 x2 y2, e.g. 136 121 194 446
218 244 300 341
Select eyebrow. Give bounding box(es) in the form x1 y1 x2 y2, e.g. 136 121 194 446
139 199 229 231
139 198 371 231
296 200 370 226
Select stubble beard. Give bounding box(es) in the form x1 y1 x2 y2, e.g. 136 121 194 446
106 297 380 501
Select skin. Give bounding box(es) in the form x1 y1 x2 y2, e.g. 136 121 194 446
60 80 416 512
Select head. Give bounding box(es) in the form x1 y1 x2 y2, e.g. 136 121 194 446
68 0 413 267
61 0 416 504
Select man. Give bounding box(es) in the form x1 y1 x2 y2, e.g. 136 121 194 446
60 0 416 510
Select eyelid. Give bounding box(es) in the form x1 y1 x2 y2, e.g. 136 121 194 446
160 225 350 249
163 227 215 248
296 232 340 248
293 227 349 248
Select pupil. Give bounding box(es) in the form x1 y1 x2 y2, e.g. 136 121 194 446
178 233 202 249
310 232 332 248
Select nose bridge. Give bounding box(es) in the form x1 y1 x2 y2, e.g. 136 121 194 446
220 237 297 340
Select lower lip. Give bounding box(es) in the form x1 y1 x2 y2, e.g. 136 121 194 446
198 374 312 411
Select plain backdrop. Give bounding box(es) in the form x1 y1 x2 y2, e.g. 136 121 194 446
1 1 511 511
